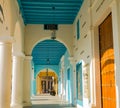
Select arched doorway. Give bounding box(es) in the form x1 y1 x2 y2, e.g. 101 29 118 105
31 39 67 96
36 69 58 95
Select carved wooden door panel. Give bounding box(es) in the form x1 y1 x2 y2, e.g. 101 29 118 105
99 13 116 108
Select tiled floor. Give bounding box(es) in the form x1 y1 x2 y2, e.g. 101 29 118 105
24 94 76 108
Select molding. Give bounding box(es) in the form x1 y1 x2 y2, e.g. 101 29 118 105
23 102 32 107
61 55 65 62
12 52 25 58
11 103 23 108
68 56 75 64
0 36 14 44
25 56 33 60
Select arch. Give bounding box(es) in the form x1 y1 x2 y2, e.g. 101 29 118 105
35 67 59 79
31 38 71 56
24 25 73 57
36 68 58 95
37 68 58 77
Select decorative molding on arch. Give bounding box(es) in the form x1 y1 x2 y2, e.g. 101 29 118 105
35 67 58 79
24 24 74 57
31 38 72 56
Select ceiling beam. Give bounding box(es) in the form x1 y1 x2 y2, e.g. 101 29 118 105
25 16 74 20
24 13 76 17
21 2 81 7
22 5 80 10
25 21 73 24
23 9 78 13
21 0 82 2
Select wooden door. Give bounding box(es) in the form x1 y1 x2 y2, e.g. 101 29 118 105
99 13 116 108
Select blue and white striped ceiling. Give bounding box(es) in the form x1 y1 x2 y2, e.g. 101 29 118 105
17 0 84 24
32 40 66 65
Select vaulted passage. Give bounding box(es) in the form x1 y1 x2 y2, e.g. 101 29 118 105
0 0 120 108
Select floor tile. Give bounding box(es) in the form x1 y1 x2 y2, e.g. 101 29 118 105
24 94 76 108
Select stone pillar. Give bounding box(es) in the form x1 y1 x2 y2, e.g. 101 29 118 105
46 80 48 92
39 77 42 94
52 77 54 89
23 56 32 107
0 36 13 108
56 78 58 95
11 53 25 108
37 76 40 94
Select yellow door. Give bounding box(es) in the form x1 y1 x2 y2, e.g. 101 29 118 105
99 13 116 108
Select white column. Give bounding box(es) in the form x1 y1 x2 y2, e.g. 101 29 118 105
0 36 13 108
23 56 32 107
11 53 25 108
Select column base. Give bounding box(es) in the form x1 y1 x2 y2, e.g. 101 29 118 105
11 103 23 108
23 102 32 107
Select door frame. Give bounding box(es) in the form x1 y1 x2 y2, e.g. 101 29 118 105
93 10 117 107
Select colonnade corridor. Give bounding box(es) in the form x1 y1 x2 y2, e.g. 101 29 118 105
24 94 76 108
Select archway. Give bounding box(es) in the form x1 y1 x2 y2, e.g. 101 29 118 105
36 69 58 95
31 39 68 96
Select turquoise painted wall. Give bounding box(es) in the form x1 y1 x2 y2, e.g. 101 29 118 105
64 51 72 104
59 50 74 104
58 62 62 96
31 61 36 96
31 50 75 101
32 79 36 95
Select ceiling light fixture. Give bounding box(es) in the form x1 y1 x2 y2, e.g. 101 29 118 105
51 6 57 40
51 30 56 40
46 58 50 78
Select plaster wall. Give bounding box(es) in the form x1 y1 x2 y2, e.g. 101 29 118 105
0 0 25 53
24 24 73 56
73 0 120 108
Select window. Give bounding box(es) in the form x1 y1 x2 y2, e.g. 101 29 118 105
76 20 80 40
76 62 83 105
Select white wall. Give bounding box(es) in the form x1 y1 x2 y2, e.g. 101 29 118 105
24 24 73 56
0 0 25 52
73 0 91 107
73 0 120 108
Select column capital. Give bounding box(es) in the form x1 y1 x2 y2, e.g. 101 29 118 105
68 56 75 65
25 55 33 60
12 52 25 58
60 55 64 62
0 36 14 44
12 53 25 63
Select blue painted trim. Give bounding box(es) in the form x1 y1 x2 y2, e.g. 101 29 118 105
25 21 73 24
76 61 83 106
67 68 71 102
77 20 80 40
77 100 83 106
22 2 82 5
